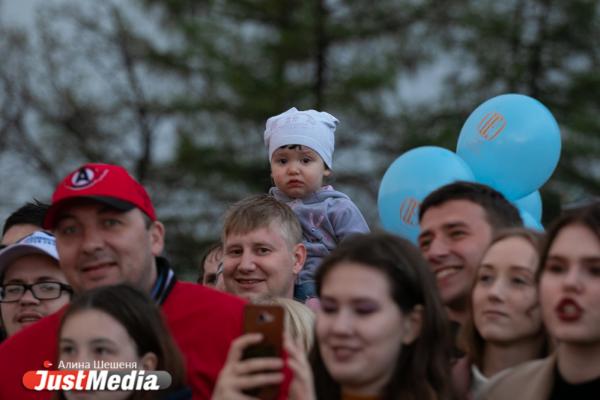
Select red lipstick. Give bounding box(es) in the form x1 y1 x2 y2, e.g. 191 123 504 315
556 298 583 322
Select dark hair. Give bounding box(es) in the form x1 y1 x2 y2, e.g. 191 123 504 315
538 201 600 281
311 232 457 400
460 228 549 368
418 182 522 232
278 144 331 171
58 284 187 399
197 241 222 284
2 200 49 236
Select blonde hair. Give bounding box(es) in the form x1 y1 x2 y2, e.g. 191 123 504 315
254 297 315 352
222 194 302 248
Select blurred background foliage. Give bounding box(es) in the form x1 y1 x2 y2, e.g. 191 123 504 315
0 0 598 278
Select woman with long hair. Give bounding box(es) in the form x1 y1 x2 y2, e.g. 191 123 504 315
311 232 457 400
56 284 189 400
481 202 600 399
460 228 549 397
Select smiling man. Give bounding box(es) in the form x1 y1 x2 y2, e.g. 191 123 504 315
417 181 522 325
221 194 306 302
0 231 72 337
0 163 245 400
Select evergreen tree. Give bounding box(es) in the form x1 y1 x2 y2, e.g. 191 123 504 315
0 0 597 274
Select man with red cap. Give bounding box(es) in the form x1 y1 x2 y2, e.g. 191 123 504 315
0 163 247 399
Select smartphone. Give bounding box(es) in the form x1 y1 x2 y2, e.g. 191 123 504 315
242 304 284 400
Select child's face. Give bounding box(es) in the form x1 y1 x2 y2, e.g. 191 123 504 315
270 145 330 199
59 308 157 400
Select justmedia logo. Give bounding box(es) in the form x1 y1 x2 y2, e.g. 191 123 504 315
23 367 172 392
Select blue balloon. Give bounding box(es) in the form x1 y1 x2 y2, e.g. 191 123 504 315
378 146 475 243
513 190 542 223
520 210 544 232
457 94 561 200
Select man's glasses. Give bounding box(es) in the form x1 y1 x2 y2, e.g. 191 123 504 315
0 282 73 303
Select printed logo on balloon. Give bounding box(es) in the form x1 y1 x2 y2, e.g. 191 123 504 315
378 93 560 240
457 94 561 200
378 146 475 243
478 112 506 141
399 197 420 226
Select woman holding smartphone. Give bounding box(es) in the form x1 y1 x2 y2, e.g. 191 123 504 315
481 202 600 399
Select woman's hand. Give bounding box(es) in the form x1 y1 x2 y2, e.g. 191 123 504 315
212 333 284 400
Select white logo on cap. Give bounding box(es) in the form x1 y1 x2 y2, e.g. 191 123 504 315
70 167 96 188
68 167 108 190
23 234 55 248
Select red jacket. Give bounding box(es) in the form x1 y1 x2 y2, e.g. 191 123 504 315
0 281 246 399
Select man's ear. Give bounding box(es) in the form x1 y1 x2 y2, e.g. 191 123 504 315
401 305 423 345
291 243 307 274
149 221 165 256
323 168 331 177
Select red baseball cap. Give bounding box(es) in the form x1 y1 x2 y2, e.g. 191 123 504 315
43 163 157 229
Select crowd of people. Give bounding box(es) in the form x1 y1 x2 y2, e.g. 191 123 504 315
0 107 598 400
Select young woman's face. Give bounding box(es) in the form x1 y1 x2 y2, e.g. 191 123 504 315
316 262 421 396
540 224 600 345
59 309 156 400
473 237 542 344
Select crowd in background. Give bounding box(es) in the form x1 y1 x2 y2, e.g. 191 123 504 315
0 107 598 400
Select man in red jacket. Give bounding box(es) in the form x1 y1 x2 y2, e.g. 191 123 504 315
0 163 246 400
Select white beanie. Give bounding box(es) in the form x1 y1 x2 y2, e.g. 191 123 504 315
264 107 339 169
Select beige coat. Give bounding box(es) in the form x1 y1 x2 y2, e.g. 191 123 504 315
477 355 556 400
